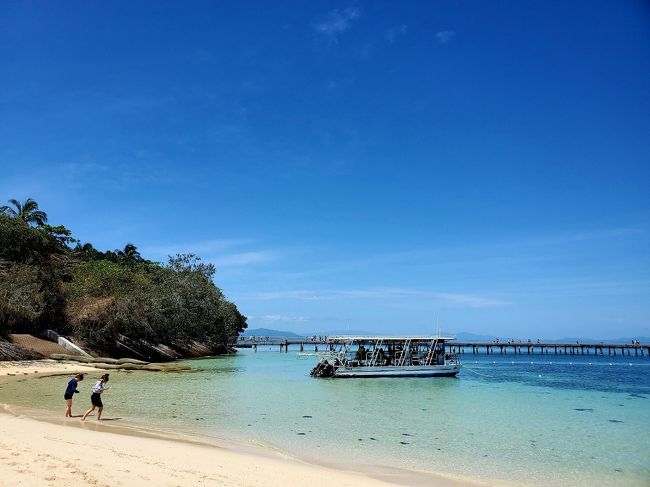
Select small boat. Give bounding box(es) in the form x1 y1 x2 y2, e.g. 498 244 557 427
310 335 461 378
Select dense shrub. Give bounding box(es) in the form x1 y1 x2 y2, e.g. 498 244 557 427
0 263 45 335
0 211 247 351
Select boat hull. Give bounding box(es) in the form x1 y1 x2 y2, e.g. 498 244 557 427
332 364 461 378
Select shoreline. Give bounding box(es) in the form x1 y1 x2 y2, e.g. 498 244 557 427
0 360 478 487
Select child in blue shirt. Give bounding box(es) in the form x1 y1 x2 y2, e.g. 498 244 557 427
64 373 84 417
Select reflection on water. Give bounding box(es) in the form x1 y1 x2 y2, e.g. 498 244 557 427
1 350 649 487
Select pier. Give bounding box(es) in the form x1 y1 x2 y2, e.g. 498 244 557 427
234 337 327 352
448 341 649 356
233 337 649 356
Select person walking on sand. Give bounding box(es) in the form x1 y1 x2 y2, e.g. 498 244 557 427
82 374 109 421
64 373 84 417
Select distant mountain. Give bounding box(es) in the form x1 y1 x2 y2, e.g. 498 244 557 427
241 328 301 338
241 328 376 338
321 330 477 338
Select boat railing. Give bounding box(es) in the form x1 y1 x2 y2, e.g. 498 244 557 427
338 343 461 368
394 350 404 365
425 338 439 364
398 339 412 366
372 339 385 366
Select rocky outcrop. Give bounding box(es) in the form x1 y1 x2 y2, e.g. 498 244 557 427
0 340 41 361
49 353 192 372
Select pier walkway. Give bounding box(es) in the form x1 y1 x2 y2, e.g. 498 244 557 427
234 337 328 352
449 341 649 356
447 342 650 356
233 337 649 356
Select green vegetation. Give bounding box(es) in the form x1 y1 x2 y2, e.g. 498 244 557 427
0 198 247 355
0 197 48 226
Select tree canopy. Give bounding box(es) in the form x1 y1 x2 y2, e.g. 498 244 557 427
0 198 247 355
0 198 48 226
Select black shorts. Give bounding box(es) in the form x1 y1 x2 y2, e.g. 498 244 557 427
64 393 73 400
91 393 103 408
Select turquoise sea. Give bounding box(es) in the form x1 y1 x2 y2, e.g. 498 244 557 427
1 348 649 486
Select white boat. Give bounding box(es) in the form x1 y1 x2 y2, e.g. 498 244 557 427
309 335 461 378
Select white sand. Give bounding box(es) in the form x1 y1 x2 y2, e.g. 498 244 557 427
0 411 471 487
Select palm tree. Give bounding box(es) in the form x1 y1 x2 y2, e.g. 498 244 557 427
118 243 143 262
0 198 48 226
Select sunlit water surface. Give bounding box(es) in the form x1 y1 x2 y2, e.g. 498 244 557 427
1 349 649 486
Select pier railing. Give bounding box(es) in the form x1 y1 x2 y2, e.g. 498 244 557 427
232 337 649 356
447 342 649 357
233 336 328 352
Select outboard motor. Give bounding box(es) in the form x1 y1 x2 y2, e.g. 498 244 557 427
310 359 335 378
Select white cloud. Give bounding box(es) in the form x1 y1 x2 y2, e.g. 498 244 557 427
61 161 109 188
326 80 338 91
386 24 407 44
217 251 275 267
140 239 250 259
243 290 325 301
63 161 109 175
139 240 274 268
58 159 179 191
314 7 361 41
238 288 511 308
436 30 455 44
250 314 309 324
434 293 511 308
101 94 177 113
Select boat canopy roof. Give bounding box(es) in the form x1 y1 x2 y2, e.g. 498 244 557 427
326 335 456 343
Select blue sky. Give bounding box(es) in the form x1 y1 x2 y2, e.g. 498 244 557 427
1 1 649 338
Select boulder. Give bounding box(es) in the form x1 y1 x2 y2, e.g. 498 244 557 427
49 353 94 363
115 358 149 365
91 357 118 364
116 364 145 370
141 363 191 372
91 363 120 370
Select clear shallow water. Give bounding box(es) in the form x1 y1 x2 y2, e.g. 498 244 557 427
1 350 649 486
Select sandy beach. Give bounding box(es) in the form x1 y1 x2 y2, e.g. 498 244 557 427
0 361 473 487
0 359 101 379
0 412 398 487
